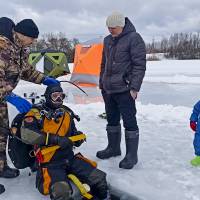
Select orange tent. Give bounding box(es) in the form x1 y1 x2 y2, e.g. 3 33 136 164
70 38 103 86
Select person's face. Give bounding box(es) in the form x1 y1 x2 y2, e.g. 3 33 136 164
108 26 123 37
15 32 37 47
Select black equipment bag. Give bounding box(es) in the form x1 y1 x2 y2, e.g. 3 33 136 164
8 113 35 169
8 135 35 169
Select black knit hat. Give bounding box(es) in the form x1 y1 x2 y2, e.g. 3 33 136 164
14 19 39 38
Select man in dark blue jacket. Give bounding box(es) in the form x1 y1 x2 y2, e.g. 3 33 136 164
96 12 146 169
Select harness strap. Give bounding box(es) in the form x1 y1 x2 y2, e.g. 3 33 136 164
68 174 93 199
69 134 86 142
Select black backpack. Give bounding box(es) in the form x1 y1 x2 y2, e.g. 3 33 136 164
8 113 35 169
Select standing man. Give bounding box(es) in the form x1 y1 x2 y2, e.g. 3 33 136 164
96 12 146 169
0 17 59 192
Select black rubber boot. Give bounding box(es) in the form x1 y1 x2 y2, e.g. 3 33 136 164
0 184 5 194
96 125 121 159
119 130 139 169
0 165 20 178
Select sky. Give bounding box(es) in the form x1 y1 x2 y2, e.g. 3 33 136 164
1 0 200 42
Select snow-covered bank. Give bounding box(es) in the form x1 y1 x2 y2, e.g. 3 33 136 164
144 75 200 84
2 101 200 200
145 60 200 84
146 60 200 77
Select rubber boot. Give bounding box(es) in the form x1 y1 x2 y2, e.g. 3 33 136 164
0 184 5 194
119 130 139 169
191 156 200 166
0 165 20 178
96 125 121 159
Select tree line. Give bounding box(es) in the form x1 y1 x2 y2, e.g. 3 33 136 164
31 33 79 63
146 32 200 60
32 32 200 61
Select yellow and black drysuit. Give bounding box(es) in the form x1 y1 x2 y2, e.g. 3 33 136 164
14 103 108 200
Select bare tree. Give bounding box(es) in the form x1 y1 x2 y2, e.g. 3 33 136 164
146 32 200 59
31 32 80 63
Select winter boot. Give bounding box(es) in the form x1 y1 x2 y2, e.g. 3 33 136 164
96 125 121 159
191 156 200 166
0 184 5 194
119 130 139 169
0 165 20 178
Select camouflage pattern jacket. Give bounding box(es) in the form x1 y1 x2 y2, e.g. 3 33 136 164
0 33 45 103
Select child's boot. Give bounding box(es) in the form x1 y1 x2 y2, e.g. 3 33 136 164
191 156 200 166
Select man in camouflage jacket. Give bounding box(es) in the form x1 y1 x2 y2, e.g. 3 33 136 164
0 17 59 183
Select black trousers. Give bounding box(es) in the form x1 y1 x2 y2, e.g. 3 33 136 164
102 91 138 131
36 156 107 198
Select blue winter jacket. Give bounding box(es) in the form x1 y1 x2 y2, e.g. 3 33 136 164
190 100 200 131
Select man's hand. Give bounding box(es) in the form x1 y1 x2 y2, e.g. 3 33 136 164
5 92 32 113
49 135 73 149
74 131 86 147
190 121 197 132
130 90 138 100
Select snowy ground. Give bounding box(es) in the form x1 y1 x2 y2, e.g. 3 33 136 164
1 60 200 200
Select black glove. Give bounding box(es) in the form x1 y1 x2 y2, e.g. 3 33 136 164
74 139 85 147
74 131 86 147
49 135 73 149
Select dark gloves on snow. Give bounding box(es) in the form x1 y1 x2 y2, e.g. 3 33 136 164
190 121 197 132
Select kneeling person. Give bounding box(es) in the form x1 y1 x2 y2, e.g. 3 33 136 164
12 84 109 200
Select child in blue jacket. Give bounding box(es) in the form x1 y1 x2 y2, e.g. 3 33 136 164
190 100 200 166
